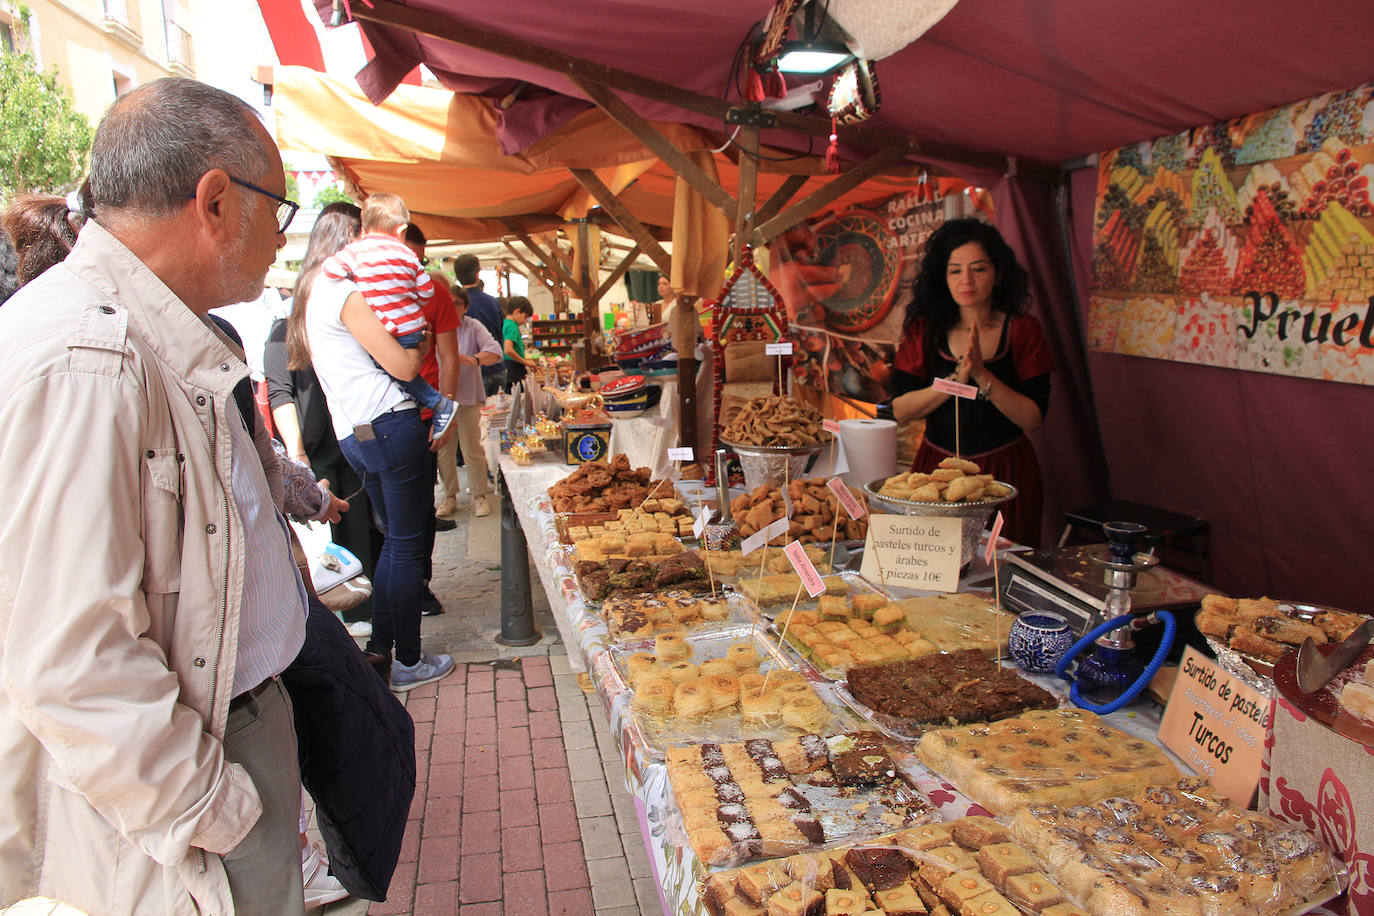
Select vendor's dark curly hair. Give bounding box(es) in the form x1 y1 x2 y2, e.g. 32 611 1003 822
903 217 1029 358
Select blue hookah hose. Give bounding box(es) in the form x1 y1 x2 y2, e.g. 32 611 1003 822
1054 610 1177 714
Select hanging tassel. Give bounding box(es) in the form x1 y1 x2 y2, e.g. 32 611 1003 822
746 67 766 103
824 118 841 173
768 69 788 100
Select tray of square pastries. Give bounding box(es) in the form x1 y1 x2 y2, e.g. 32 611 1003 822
611 625 863 756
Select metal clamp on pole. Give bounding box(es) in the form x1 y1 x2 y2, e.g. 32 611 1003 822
497 470 541 647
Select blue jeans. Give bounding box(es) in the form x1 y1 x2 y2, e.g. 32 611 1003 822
393 330 444 411
339 408 430 666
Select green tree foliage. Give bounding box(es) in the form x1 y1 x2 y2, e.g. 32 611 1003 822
285 172 301 203
0 52 93 199
311 183 353 209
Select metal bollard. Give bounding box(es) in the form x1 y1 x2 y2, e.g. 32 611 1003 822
497 470 541 647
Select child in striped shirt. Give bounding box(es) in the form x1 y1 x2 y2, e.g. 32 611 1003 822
323 192 456 438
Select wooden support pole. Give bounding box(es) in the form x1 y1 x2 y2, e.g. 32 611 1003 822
502 241 555 290
733 124 759 267
753 150 906 243
568 168 674 275
569 76 739 225
753 173 808 227
575 219 601 348
505 223 586 298
593 242 643 302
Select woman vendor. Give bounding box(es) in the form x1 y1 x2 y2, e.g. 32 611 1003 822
889 218 1054 546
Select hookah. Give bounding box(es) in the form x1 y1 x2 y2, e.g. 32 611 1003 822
1053 521 1177 714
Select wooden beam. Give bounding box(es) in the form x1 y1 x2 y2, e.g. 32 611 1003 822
502 241 554 289
349 0 1060 183
506 223 586 298
568 76 738 224
753 150 906 243
754 174 808 226
574 221 594 299
733 125 759 266
568 168 673 275
593 242 643 302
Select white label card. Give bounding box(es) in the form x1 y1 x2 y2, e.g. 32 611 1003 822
667 447 694 462
693 505 709 540
783 540 826 597
859 514 961 593
765 341 794 356
741 517 790 555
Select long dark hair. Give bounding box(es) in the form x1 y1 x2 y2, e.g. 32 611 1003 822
1 184 93 286
287 201 361 370
904 217 1029 359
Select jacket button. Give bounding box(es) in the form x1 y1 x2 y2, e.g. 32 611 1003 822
98 305 115 315
205 523 216 534
196 396 206 406
177 453 185 462
193 657 206 667
145 449 155 459
220 364 230 372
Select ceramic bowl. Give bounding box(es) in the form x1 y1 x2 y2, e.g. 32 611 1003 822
1008 611 1077 674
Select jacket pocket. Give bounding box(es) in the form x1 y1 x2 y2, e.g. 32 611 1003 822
141 448 184 593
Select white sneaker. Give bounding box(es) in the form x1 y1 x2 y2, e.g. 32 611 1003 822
303 843 350 908
346 620 372 638
389 651 456 692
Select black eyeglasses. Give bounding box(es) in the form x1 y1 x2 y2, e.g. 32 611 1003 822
230 176 299 234
187 175 299 234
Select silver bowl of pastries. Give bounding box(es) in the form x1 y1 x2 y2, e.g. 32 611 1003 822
719 437 828 490
864 464 1017 569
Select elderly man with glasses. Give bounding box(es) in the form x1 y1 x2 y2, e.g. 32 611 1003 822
0 78 317 914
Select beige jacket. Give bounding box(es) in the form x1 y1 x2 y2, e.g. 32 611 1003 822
0 223 269 914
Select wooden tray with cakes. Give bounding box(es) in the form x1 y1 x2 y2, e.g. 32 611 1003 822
1197 592 1370 684
702 816 1088 916
667 731 937 868
916 708 1178 816
838 650 1061 741
612 625 863 755
1009 774 1343 916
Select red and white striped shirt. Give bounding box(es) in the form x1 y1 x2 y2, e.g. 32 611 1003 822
322 233 434 337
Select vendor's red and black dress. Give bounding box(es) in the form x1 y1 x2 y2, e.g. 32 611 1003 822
891 313 1054 547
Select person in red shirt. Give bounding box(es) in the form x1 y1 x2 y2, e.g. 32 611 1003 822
404 224 459 615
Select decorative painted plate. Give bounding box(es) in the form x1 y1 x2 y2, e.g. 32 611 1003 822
811 209 901 334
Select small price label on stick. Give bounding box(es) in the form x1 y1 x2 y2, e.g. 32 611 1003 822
822 419 841 435
741 517 790 555
933 376 978 399
984 510 1005 565
693 505 710 540
765 341 794 356
783 539 826 597
665 464 682 483
827 476 866 520
667 447 694 462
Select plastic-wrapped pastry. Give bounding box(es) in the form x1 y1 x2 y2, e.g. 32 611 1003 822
699 658 740 679
625 652 660 686
727 642 761 669
673 680 713 718
632 678 673 715
664 661 699 684
706 673 741 711
655 631 690 662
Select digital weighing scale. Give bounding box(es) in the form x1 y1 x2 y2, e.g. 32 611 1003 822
997 544 1213 636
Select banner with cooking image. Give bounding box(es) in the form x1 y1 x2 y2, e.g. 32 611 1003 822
1088 83 1374 385
769 183 977 403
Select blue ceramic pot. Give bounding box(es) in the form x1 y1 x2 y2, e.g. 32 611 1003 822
1008 611 1076 674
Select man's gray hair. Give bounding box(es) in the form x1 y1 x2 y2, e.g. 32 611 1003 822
89 78 269 217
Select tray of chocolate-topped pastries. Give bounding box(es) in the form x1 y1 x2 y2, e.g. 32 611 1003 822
666 731 937 868
701 816 1085 916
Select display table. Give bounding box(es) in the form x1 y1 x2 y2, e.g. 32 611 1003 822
490 449 1260 915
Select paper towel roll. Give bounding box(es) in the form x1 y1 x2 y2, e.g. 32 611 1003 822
839 418 898 488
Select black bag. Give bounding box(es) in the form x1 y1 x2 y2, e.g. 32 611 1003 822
280 595 415 901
